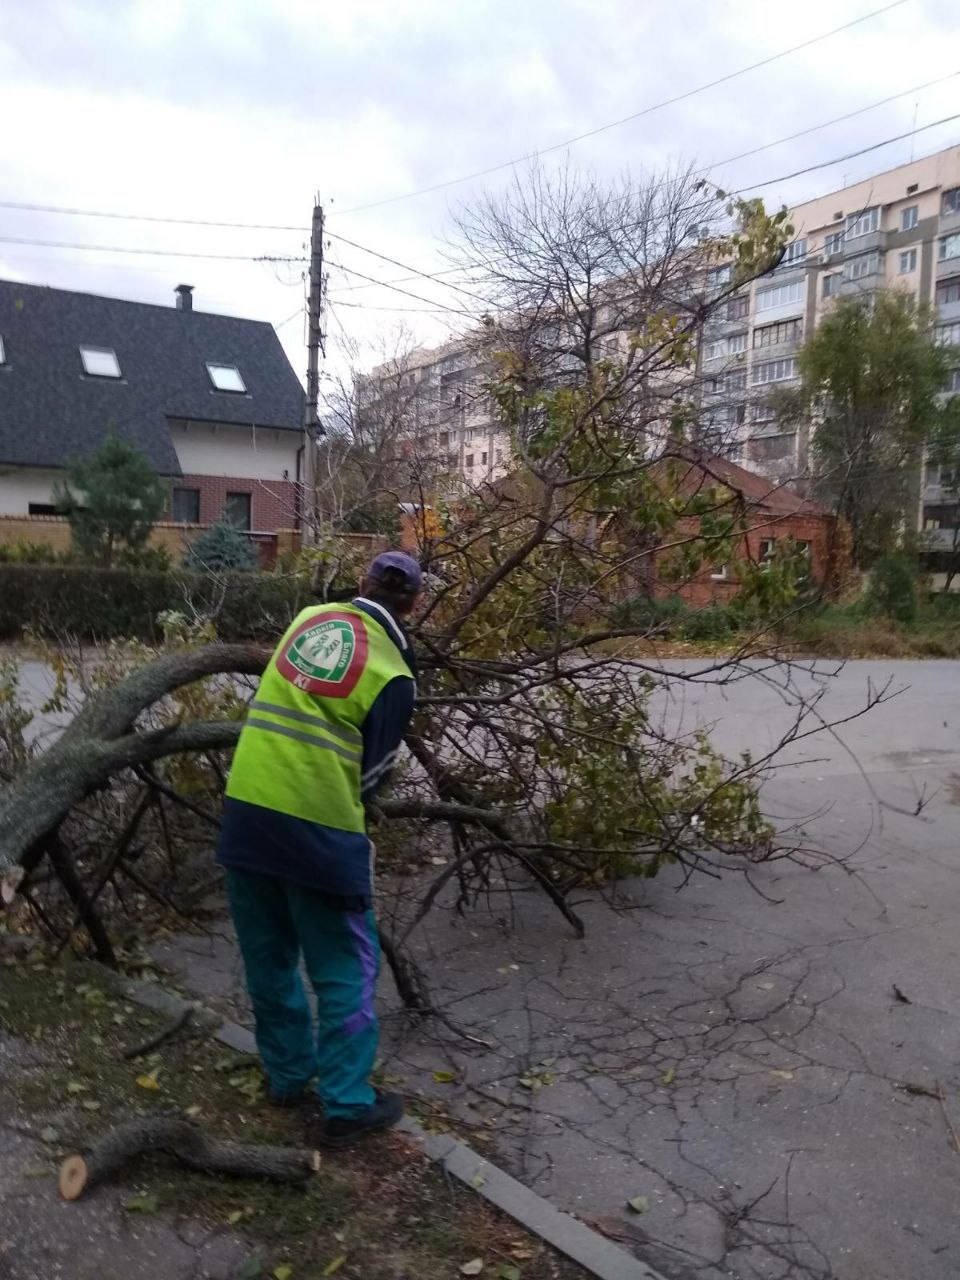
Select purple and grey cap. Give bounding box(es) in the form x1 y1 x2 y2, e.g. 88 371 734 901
367 551 423 593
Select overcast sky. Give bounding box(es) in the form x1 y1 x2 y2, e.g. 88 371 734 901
1 0 957 383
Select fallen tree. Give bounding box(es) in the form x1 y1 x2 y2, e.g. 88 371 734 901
0 163 896 1002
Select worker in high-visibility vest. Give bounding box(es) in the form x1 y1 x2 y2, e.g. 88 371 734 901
216 552 421 1147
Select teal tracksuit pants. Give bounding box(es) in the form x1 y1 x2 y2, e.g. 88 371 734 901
225 870 379 1118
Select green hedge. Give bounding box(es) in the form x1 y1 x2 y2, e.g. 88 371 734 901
0 565 318 643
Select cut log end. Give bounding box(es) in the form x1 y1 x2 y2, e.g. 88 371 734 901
1 867 24 905
58 1154 90 1202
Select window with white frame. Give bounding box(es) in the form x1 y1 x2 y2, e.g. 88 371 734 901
943 188 960 216
79 346 121 378
899 248 918 274
824 231 845 256
703 339 726 361
758 538 778 564
939 233 960 261
846 206 880 238
728 331 748 354
845 252 880 281
780 238 807 266
710 564 729 581
936 276 960 306
822 273 841 298
723 369 748 392
206 363 246 393
706 264 732 288
936 322 960 346
755 280 804 312
900 205 919 231
752 357 798 385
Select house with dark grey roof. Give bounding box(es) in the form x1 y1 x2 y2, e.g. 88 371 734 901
0 279 305 536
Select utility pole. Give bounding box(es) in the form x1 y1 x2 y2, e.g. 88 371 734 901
301 199 325 544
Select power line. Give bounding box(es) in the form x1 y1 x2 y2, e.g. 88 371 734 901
328 261 477 317
0 234 307 263
327 68 958 298
0 201 306 233
334 0 910 215
324 229 490 305
731 110 960 195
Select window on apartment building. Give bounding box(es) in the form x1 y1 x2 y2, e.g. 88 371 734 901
755 280 804 312
465 453 475 469
939 233 960 261
171 487 200 524
846 206 880 238
780 238 807 266
438 431 449 449
936 276 960 306
753 318 803 348
751 434 796 464
822 273 841 298
0 335 5 365
936 323 960 346
223 491 251 530
727 294 750 321
824 231 845 256
481 451 488 466
728 331 748 354
723 369 748 393
207 363 246 393
907 184 919 195
752 357 798 385
900 205 919 232
943 188 960 216
899 249 918 274
705 264 732 288
79 346 121 378
845 252 880 281
496 448 504 465
703 339 726 361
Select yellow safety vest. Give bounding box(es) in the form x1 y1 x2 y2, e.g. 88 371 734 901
226 603 412 834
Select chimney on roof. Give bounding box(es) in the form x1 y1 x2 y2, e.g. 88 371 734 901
175 284 194 312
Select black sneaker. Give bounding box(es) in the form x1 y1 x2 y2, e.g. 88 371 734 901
316 1091 404 1148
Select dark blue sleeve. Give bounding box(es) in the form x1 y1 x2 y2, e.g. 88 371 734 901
360 676 415 802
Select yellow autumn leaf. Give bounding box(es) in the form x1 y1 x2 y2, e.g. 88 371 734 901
136 1071 160 1091
273 1266 294 1280
322 1257 346 1276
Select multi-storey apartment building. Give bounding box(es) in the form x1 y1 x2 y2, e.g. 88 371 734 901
700 144 960 537
358 338 511 491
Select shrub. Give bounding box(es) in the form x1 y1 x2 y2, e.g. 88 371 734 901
679 605 741 641
0 565 311 643
865 554 918 624
609 593 688 631
185 521 259 573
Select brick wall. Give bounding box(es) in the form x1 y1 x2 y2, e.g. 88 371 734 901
666 512 834 608
171 474 300 534
0 514 206 559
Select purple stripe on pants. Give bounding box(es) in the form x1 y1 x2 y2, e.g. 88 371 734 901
343 912 378 1036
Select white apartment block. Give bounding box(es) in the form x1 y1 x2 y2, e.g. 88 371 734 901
700 144 960 508
360 339 511 490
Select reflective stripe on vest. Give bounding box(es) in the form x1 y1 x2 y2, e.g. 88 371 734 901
225 603 412 834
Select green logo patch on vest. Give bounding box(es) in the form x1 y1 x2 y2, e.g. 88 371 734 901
275 609 369 698
288 619 355 684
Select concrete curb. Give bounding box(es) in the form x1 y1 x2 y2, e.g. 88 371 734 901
123 978 666 1280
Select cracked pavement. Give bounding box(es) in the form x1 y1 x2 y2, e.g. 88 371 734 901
150 659 960 1280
